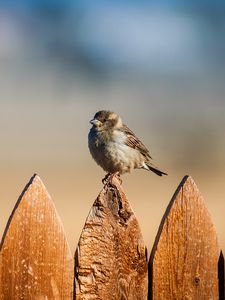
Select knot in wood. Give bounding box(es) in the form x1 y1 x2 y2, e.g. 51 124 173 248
194 277 200 286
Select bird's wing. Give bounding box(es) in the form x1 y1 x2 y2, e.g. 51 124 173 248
120 124 152 159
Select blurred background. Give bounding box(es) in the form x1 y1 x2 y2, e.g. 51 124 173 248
0 0 225 255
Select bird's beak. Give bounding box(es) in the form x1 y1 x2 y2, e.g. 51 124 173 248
90 119 101 126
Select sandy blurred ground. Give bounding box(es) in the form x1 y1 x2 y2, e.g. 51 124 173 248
0 74 225 255
1 153 225 256
0 2 225 256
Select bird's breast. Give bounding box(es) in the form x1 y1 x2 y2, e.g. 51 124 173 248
88 128 142 173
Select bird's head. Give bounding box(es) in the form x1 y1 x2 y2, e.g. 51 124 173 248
90 110 122 131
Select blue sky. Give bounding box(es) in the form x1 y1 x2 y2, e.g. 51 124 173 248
1 0 225 10
1 0 225 78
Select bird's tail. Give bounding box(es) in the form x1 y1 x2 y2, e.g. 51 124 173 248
146 164 168 176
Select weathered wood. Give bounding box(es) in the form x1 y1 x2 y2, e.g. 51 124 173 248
0 174 73 299
75 175 148 300
149 175 219 300
218 251 224 300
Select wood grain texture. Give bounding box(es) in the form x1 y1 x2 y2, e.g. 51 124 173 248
149 175 219 300
0 174 73 299
75 175 148 300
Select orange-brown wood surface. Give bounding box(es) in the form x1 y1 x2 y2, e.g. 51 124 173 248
0 174 73 299
75 176 148 300
149 176 219 300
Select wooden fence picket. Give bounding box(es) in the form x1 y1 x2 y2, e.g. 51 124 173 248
149 175 219 300
0 174 223 299
0 174 73 299
75 175 148 300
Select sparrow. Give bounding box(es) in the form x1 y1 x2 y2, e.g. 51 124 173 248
88 110 167 179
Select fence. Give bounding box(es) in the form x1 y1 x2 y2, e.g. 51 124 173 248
0 174 223 299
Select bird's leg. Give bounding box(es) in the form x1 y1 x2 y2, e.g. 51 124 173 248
102 172 122 185
114 172 122 185
109 172 122 185
102 173 111 185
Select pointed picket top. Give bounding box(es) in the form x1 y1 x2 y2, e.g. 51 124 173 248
75 175 148 300
149 175 219 300
0 174 73 299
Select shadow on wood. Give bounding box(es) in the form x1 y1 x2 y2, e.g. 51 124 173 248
0 174 73 299
218 251 224 300
149 176 219 300
75 175 148 300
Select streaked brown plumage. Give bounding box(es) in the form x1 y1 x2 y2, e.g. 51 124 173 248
88 110 167 176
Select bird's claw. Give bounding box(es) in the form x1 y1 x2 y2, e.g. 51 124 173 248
102 172 122 186
102 173 111 185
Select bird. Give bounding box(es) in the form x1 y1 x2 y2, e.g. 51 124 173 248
88 110 167 182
